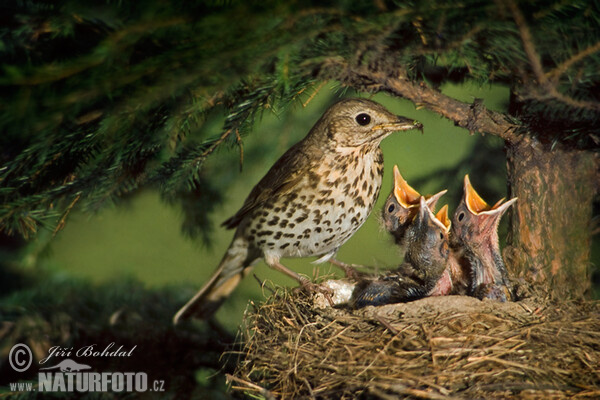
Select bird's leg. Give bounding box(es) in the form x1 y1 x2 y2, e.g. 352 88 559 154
267 259 334 306
329 259 368 280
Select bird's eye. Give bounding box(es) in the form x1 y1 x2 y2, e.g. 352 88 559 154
457 212 465 222
439 232 444 240
387 203 395 213
355 113 371 126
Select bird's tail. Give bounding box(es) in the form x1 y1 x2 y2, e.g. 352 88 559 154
173 237 255 324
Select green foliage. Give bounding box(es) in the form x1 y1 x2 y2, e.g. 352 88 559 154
0 271 236 399
1 0 598 239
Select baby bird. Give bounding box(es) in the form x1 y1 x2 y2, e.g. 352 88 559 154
382 165 447 246
429 204 469 296
450 175 517 301
353 196 452 307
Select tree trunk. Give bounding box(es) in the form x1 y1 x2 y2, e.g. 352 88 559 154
504 135 596 298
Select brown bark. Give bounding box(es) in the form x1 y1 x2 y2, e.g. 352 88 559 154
503 136 597 298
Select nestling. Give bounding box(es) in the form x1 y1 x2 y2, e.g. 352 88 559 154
353 196 452 307
382 164 447 247
450 175 517 301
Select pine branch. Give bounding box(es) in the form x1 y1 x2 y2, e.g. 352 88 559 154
52 192 81 236
322 59 520 142
1 0 598 240
506 0 600 112
234 128 244 171
546 41 600 82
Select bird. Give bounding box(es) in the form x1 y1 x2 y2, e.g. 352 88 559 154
353 196 453 307
329 165 446 280
173 98 423 322
426 204 469 297
450 175 517 301
381 165 447 246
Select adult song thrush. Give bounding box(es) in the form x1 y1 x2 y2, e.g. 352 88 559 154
382 165 447 246
353 196 453 307
451 175 517 301
174 98 423 322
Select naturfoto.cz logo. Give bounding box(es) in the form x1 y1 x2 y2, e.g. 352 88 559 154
6 343 165 393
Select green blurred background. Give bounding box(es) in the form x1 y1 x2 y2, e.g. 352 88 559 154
42 84 598 330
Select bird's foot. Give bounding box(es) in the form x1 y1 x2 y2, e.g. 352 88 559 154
329 259 367 281
299 278 335 307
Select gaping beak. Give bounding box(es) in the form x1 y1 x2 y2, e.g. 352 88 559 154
486 197 518 217
464 174 490 214
435 204 451 232
419 196 449 233
393 165 421 208
464 174 517 216
425 189 448 212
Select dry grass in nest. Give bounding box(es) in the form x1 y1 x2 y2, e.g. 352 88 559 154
227 285 600 399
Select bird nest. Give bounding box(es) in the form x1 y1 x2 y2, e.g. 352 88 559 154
227 284 600 399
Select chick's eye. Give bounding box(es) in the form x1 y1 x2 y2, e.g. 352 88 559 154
387 203 395 213
457 212 465 222
355 113 371 126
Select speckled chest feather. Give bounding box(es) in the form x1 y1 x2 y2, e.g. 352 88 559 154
243 146 384 259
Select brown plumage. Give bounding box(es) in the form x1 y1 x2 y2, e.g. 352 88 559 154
174 98 422 322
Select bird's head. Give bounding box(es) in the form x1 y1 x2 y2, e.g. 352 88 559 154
382 165 447 237
405 196 451 267
382 165 419 232
451 174 517 250
310 98 422 150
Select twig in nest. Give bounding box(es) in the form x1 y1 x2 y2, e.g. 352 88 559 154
226 374 276 400
301 377 316 399
371 384 458 400
375 315 399 335
253 274 276 295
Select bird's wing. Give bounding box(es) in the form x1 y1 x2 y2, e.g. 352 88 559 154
222 141 319 229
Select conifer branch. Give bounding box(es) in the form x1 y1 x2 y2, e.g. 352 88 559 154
234 128 244 172
198 129 233 162
324 60 519 142
415 25 483 56
505 0 548 87
507 0 600 112
4 17 187 86
53 192 81 236
546 41 600 82
302 81 327 108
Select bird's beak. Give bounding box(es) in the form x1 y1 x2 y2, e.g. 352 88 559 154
464 174 490 214
393 165 421 208
482 197 518 217
464 174 517 217
374 116 423 132
425 189 448 212
435 204 451 232
418 196 448 233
